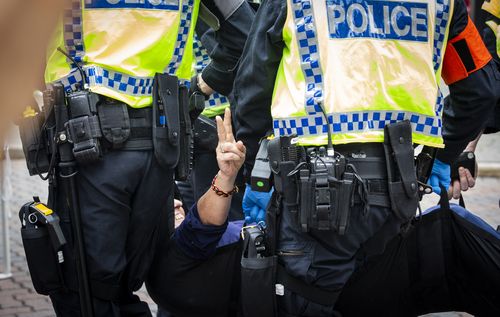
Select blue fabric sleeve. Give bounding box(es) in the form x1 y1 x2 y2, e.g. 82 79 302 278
174 203 229 260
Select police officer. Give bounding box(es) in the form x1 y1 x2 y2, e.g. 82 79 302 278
448 0 500 198
43 0 254 316
234 0 498 315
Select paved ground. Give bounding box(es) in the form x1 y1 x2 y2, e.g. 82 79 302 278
0 159 499 317
0 160 157 316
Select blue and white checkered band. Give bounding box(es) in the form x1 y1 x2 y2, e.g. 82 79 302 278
193 35 210 73
55 66 154 96
274 110 442 138
64 0 85 67
206 93 228 108
166 0 195 76
435 89 444 118
433 0 451 71
292 0 325 115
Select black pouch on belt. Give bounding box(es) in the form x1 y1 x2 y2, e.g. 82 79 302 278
66 90 102 164
97 100 130 149
193 115 218 153
19 200 67 295
240 225 277 317
383 120 419 221
152 73 181 169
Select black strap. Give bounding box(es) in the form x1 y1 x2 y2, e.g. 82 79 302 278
276 264 338 306
452 39 476 72
458 194 466 208
438 186 450 210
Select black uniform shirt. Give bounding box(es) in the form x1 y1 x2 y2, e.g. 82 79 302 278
234 0 499 177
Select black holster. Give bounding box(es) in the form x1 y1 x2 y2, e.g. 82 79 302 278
240 224 278 317
19 92 57 176
267 136 357 234
66 90 102 164
19 111 51 176
297 152 355 234
383 120 419 221
152 73 181 170
19 200 67 295
193 115 218 153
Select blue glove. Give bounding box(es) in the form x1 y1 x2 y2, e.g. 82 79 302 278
428 158 451 195
242 185 273 224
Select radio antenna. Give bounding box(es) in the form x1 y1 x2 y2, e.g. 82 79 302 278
57 47 87 87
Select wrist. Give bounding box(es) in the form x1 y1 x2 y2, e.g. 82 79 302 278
197 74 214 96
215 171 237 192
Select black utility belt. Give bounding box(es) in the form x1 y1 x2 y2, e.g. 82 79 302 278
65 91 154 166
268 122 420 234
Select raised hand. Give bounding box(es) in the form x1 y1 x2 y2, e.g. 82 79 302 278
215 107 246 181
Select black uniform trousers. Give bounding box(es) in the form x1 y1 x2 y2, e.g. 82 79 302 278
49 150 173 317
276 202 402 317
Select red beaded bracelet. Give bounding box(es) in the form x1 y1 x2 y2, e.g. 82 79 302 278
211 174 239 197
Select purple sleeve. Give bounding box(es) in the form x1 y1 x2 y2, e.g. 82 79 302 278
174 203 228 260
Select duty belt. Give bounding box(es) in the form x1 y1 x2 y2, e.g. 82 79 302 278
65 90 154 168
97 96 153 151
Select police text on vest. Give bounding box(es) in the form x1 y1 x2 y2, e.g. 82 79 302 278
326 0 428 42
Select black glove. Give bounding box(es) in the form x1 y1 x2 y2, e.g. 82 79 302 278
189 75 208 122
451 151 476 180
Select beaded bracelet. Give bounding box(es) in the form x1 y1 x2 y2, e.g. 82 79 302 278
211 174 239 197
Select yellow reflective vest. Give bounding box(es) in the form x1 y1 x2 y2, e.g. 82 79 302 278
272 0 455 148
45 0 200 108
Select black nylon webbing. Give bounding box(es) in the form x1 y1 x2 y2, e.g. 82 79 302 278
276 264 339 306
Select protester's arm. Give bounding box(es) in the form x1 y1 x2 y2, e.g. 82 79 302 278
233 0 287 180
174 108 245 259
197 108 246 225
198 0 255 96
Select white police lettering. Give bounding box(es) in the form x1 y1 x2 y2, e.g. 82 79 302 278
86 0 179 10
391 6 410 36
326 0 428 42
347 3 367 33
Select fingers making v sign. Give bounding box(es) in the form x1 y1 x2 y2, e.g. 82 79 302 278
215 108 246 180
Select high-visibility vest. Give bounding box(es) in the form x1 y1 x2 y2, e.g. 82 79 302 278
483 0 500 59
192 35 230 118
45 0 200 108
272 0 455 148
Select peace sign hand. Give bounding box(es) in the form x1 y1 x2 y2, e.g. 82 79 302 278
215 108 246 181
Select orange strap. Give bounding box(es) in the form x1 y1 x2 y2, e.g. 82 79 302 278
442 17 492 85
